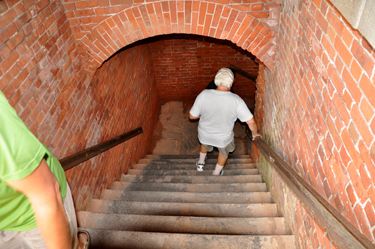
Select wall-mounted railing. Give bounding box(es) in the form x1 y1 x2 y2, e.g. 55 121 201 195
60 127 143 171
229 64 257 82
247 130 375 249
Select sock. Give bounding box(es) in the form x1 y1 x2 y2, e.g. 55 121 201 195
213 164 224 175
198 152 207 164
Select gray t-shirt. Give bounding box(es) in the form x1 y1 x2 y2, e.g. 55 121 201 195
189 89 253 148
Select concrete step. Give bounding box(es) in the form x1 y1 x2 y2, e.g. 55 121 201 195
111 182 268 192
138 158 253 164
84 229 296 249
78 212 288 235
120 174 263 183
145 154 252 160
86 199 279 217
128 168 259 175
132 163 256 170
100 190 273 203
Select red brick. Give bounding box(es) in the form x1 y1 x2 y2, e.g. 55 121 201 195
359 163 372 190
369 186 375 206
321 35 336 61
359 75 375 108
351 105 373 147
198 2 207 26
341 26 354 48
334 36 352 67
354 205 374 241
341 129 364 168
326 8 344 36
76 0 98 8
247 12 269 18
360 98 374 122
264 4 280 11
351 39 374 77
332 93 350 125
347 163 368 204
315 9 328 33
74 9 96 17
0 51 20 73
328 26 336 43
364 202 375 228
252 4 262 11
350 59 362 81
0 9 17 29
342 68 362 104
348 122 359 144
327 64 344 96
334 55 344 74
0 1 8 14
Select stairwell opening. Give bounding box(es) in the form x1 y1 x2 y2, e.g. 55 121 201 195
92 33 262 157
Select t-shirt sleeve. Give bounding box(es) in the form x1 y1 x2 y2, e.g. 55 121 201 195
236 98 253 122
189 91 205 118
0 92 46 182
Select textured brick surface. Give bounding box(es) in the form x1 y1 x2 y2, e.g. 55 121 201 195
1 0 375 245
0 0 159 211
65 44 160 210
69 0 279 71
149 36 258 101
253 0 375 247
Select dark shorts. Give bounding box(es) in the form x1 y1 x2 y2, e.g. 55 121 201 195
202 139 235 159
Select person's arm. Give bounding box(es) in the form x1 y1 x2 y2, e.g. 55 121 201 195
189 113 200 120
7 159 72 249
246 118 261 140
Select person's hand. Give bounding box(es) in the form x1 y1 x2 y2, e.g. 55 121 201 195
252 133 262 140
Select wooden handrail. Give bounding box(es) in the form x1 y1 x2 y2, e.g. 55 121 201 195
229 64 257 82
60 127 143 171
248 131 375 249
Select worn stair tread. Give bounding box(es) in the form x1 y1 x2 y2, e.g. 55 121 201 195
145 154 252 159
86 199 279 217
138 158 253 164
101 190 273 203
78 212 288 235
111 182 267 192
84 229 296 249
120 174 263 183
132 163 256 170
128 168 259 176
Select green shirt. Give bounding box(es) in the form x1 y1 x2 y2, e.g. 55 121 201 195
0 91 67 231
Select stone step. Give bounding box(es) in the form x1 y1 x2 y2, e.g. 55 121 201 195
111 182 267 192
101 190 273 203
138 158 253 164
86 199 279 217
84 229 296 249
120 174 263 183
128 168 259 175
78 212 288 235
132 163 256 170
145 154 252 160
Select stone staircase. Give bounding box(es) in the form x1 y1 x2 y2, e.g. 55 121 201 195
77 155 296 248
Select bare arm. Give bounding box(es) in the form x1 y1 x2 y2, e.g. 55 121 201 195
189 113 200 120
7 159 72 249
246 118 261 140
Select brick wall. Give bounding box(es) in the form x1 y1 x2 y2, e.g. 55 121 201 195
65 0 280 71
254 0 375 247
65 44 160 210
0 0 159 211
0 0 87 156
149 36 258 101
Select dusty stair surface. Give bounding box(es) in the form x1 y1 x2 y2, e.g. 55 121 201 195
77 154 296 249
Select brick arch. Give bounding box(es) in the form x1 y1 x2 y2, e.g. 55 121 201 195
75 1 277 73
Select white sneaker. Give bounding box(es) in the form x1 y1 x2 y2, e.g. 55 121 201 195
212 169 224 176
196 161 205 171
